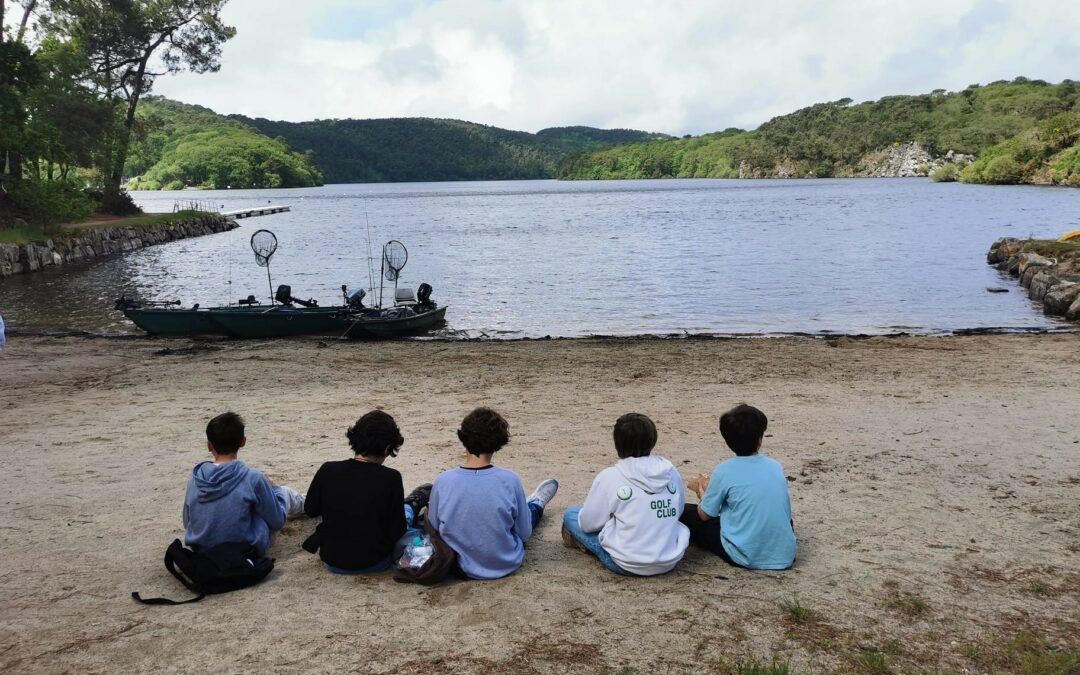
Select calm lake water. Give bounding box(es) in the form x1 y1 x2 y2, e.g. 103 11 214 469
1 178 1078 337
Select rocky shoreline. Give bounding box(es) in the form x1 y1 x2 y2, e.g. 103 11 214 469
987 238 1080 321
0 214 236 279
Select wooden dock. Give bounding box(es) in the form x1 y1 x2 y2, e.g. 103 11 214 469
220 205 291 219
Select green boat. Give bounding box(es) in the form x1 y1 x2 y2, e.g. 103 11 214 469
116 289 352 338
207 304 351 338
115 298 239 336
116 235 448 339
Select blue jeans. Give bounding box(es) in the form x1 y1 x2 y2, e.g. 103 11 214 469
561 505 628 575
323 505 422 575
528 500 543 529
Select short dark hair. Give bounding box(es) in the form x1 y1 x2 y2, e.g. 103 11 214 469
206 412 245 454
347 410 404 458
613 413 657 458
457 407 509 456
719 404 768 456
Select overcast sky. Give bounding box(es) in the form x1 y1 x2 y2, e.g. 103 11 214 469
149 0 1080 135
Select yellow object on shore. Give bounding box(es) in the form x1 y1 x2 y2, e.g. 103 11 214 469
1059 229 1080 242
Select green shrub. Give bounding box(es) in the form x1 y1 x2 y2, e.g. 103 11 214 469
930 162 960 181
981 155 1024 183
10 180 95 230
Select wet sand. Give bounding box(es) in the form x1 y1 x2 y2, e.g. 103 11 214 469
0 333 1077 672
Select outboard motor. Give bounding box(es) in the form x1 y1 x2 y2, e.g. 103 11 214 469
275 284 319 308
345 287 367 310
416 283 437 312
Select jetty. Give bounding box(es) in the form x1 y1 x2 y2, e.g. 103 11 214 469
220 205 291 219
172 199 291 219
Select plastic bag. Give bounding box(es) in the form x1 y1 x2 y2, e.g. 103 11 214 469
396 534 434 571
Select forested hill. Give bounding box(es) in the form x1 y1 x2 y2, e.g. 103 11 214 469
229 115 668 183
126 98 323 190
556 79 1080 186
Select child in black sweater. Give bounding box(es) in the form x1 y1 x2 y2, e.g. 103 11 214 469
304 410 431 573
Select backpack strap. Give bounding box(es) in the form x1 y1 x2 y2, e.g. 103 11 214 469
130 540 206 605
131 590 206 605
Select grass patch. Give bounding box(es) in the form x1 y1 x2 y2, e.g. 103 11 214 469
958 629 1079 674
0 222 48 244
1027 579 1051 595
714 655 792 675
1022 238 1080 258
883 592 929 617
781 598 819 625
851 647 892 674
0 210 217 245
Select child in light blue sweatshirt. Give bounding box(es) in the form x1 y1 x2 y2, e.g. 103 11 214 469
183 412 305 556
426 407 559 580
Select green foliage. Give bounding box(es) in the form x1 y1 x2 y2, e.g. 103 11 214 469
9 179 96 229
232 114 667 183
930 162 960 182
558 80 1080 184
127 98 323 189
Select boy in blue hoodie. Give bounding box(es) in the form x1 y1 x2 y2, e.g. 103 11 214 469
183 412 305 556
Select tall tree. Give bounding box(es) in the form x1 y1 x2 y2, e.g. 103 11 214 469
48 0 234 207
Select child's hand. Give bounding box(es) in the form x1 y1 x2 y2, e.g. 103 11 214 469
689 473 710 499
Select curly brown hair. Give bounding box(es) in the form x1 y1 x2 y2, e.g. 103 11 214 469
347 410 404 458
457 407 510 456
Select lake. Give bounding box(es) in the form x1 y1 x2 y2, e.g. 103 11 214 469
1 178 1077 337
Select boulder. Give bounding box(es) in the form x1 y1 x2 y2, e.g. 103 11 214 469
1044 281 1080 315
1017 252 1054 277
996 254 1021 276
1020 256 1054 287
987 237 1023 264
1028 269 1060 301
1066 295 1080 321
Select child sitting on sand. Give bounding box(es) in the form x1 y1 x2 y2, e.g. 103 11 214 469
183 412 305 556
303 410 431 574
562 413 689 575
426 407 559 580
680 404 796 569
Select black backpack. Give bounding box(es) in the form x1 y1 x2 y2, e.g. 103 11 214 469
132 539 274 605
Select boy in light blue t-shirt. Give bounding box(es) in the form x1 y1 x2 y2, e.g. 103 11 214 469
680 404 796 570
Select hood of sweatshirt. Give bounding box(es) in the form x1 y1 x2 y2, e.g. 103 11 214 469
615 456 677 494
190 460 251 503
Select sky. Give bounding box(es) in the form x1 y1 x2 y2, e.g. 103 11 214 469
146 0 1080 135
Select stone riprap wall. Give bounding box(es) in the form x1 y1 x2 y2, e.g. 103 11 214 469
0 215 236 279
987 237 1080 321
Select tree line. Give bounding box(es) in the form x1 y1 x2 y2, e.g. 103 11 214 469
0 0 235 229
556 79 1080 187
232 115 668 184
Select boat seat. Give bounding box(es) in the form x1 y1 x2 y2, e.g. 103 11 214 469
394 287 417 306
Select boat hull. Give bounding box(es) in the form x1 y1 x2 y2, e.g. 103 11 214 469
122 307 234 336
343 306 448 339
207 307 352 338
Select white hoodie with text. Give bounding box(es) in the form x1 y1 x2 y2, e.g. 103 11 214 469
577 455 690 575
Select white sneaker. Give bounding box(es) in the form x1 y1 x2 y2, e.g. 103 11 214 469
528 478 559 509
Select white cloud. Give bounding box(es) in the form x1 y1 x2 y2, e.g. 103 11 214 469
152 0 1080 134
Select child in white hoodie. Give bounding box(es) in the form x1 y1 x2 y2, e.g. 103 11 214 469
561 413 690 575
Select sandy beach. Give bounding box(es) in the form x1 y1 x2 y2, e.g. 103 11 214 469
0 332 1077 673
